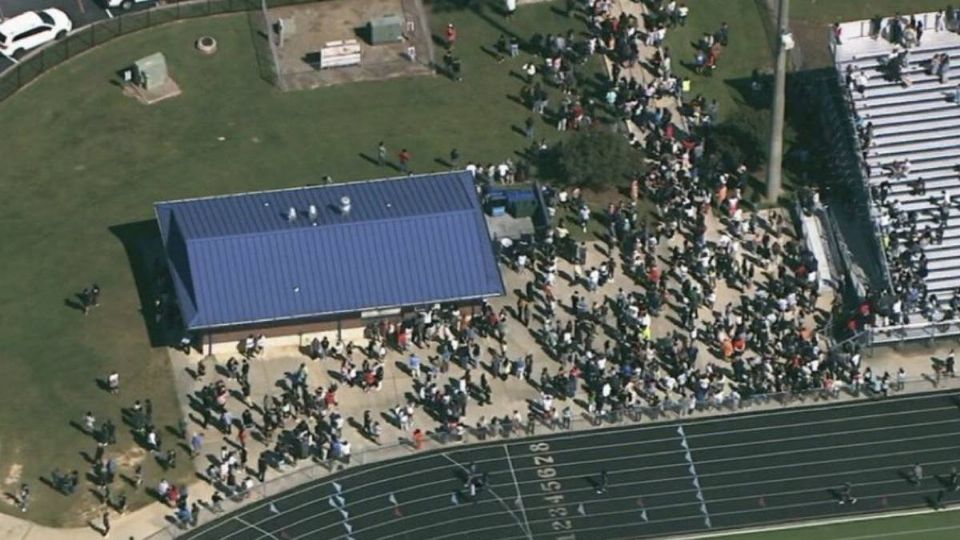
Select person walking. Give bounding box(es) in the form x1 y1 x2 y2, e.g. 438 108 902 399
101 511 110 538
596 469 608 494
190 432 203 458
398 149 411 174
191 502 201 527
377 141 387 166
911 463 924 485
838 482 857 504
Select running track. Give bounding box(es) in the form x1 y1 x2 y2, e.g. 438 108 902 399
181 390 960 540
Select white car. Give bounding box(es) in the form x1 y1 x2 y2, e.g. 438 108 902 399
106 0 154 11
0 9 73 60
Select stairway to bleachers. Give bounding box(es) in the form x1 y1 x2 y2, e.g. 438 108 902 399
834 26 960 339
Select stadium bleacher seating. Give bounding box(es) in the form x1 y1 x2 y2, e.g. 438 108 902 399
835 26 960 338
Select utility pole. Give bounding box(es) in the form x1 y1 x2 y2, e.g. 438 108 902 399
766 0 792 202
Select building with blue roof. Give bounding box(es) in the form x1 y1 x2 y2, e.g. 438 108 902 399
155 171 505 345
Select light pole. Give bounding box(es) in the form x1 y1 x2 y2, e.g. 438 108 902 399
766 0 793 202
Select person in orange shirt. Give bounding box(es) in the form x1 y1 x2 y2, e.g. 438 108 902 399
721 338 734 359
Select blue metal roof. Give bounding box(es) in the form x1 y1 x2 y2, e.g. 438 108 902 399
155 172 504 331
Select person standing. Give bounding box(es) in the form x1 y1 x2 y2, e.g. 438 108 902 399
445 23 457 49
18 484 30 512
377 141 387 166
211 491 225 513
107 371 119 395
398 149 411 174
717 22 730 46
91 284 101 307
504 0 517 21
257 453 268 482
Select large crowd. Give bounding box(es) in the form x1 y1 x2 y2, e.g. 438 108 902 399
37 1 932 534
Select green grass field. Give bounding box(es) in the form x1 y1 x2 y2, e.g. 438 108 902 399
0 0 947 529
0 2 604 525
713 508 960 539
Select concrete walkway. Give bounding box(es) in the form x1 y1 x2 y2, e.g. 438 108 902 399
603 0 686 141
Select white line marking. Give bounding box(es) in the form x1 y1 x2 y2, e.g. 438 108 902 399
75 0 86 14
663 505 960 540
678 425 711 528
236 516 279 539
439 453 533 540
105 8 114 18
503 445 533 538
198 393 960 539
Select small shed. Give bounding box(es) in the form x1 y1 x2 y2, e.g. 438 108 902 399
369 14 403 45
134 52 169 91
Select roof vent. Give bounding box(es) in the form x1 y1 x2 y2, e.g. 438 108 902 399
308 204 318 222
340 196 351 215
287 207 297 222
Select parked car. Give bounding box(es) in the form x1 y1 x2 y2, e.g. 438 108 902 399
105 0 155 11
0 9 72 60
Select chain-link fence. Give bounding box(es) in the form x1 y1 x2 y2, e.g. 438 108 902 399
0 0 410 103
261 0 436 91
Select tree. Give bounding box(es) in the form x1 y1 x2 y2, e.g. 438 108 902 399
553 129 644 190
708 109 768 171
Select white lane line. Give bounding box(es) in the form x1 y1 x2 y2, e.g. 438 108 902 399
678 425 711 528
195 394 960 539
502 415 960 465
222 431 960 540
236 516 279 539
75 0 86 14
1 52 18 65
662 505 960 540
105 8 114 18
440 453 533 540
503 445 533 538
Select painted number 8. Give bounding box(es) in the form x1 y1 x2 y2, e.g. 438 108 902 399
529 442 550 452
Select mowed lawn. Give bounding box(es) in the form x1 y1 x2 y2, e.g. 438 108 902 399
663 0 773 122
0 2 603 525
713 508 960 540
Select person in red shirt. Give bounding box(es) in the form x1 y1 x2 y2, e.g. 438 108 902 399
445 23 457 49
398 149 411 174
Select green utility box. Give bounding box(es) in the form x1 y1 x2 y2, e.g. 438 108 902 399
369 14 403 45
133 52 169 91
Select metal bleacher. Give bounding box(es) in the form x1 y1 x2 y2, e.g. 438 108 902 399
833 13 960 344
